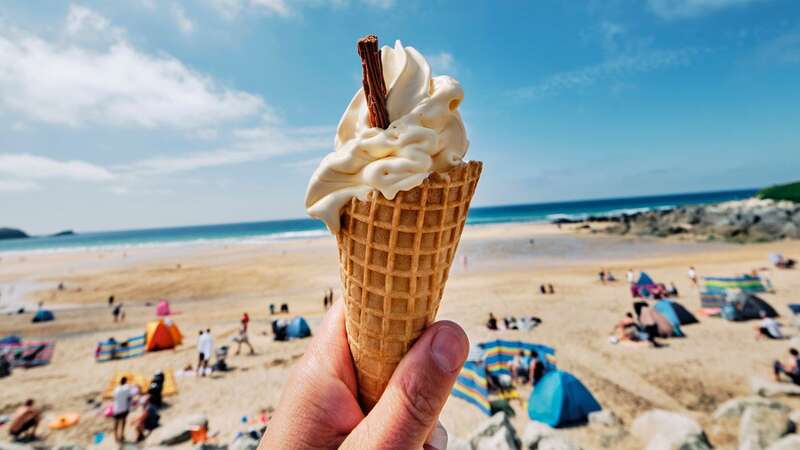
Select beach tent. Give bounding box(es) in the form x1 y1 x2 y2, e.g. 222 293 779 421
654 301 685 337
286 317 311 339
155 300 171 317
478 340 556 378
637 272 656 286
632 272 666 298
722 293 778 321
102 370 177 399
704 275 765 294
528 370 602 427
95 334 146 362
32 309 55 323
451 361 492 415
145 320 182 352
668 301 699 325
0 335 21 345
0 340 55 368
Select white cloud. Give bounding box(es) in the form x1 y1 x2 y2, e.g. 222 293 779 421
120 123 332 176
0 153 115 182
510 48 699 99
647 0 766 19
0 7 263 129
427 52 456 75
172 5 196 34
0 179 40 192
211 0 393 18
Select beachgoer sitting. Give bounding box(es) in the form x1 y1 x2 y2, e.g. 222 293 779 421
272 320 288 341
612 313 639 342
508 317 519 330
607 272 617 282
213 346 230 371
598 269 606 284
135 396 160 443
636 306 663 348
668 282 679 297
756 312 783 340
8 399 40 442
774 348 800 384
530 350 545 386
486 313 498 331
539 284 546 295
547 284 554 294
280 303 289 314
511 350 531 384
269 304 276 315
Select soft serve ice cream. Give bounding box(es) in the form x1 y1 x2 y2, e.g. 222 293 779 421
305 41 469 233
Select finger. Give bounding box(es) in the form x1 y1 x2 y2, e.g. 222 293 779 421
341 320 468 450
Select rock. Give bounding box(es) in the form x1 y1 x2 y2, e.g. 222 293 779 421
55 445 85 450
447 437 472 450
766 435 800 450
0 228 28 241
152 413 208 446
537 435 582 450
520 421 555 448
230 434 259 450
588 410 621 428
751 377 800 397
739 406 791 450
632 410 711 450
713 396 790 421
469 412 519 450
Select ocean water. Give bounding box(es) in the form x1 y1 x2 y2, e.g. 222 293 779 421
0 188 757 253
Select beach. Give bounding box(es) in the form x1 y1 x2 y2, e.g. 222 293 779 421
2 222 800 448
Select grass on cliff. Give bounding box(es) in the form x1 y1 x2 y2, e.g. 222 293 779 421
758 181 800 202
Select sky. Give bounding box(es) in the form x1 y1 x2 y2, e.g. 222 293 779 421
1 0 799 234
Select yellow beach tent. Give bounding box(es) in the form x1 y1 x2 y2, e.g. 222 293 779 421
102 370 177 399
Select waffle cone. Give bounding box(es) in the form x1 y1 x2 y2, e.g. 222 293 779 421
336 161 482 410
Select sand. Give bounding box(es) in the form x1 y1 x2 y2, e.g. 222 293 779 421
1 222 799 448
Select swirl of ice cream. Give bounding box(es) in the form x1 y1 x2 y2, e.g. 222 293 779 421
305 40 469 233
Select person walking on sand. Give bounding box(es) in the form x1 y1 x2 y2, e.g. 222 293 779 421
626 269 635 285
235 314 255 356
688 266 698 287
196 330 206 375
112 377 138 443
198 329 214 376
112 304 122 322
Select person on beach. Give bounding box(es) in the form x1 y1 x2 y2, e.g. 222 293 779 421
197 329 213 375
112 377 138 442
626 269 635 284
197 331 207 375
756 311 783 340
261 300 467 449
547 284 555 294
108 295 114 306
486 313 498 331
530 350 545 386
598 269 606 284
8 399 40 442
607 271 616 282
235 314 255 356
774 348 800 384
112 304 122 322
688 266 698 287
134 396 160 443
612 313 639 342
511 350 531 384
539 284 547 294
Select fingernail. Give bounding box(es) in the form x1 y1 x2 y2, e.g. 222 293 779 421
424 421 448 450
431 326 465 373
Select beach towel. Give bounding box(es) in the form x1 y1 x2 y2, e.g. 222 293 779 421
95 334 146 362
0 340 55 368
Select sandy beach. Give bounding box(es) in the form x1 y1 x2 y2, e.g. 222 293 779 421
2 222 799 448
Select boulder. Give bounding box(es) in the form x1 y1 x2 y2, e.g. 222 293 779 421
751 377 800 397
230 434 259 450
713 396 790 421
469 412 519 450
537 435 582 450
632 410 711 450
520 421 555 448
738 406 792 450
151 413 208 446
766 435 800 450
448 437 472 450
588 410 621 428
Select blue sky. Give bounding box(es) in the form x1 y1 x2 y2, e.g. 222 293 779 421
1 0 799 233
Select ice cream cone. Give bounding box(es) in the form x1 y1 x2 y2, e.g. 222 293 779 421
336 160 482 410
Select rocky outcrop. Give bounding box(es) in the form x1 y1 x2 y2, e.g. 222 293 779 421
738 405 792 450
583 198 799 243
751 377 800 397
469 412 520 450
767 434 800 450
0 228 28 241
519 421 582 450
631 409 712 450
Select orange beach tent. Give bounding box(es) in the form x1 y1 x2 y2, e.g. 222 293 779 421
145 319 182 352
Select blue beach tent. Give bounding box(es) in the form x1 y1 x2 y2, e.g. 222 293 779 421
654 301 684 337
286 317 311 339
636 272 655 286
32 309 55 323
528 370 602 427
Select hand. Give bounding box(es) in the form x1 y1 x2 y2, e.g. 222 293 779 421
260 299 469 449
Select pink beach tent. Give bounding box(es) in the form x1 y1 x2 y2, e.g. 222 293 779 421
155 300 171 317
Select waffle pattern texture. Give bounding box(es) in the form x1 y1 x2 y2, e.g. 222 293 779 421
336 161 482 410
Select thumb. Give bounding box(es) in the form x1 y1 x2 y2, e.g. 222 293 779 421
341 321 468 450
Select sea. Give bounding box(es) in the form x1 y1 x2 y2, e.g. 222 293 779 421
0 189 757 254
